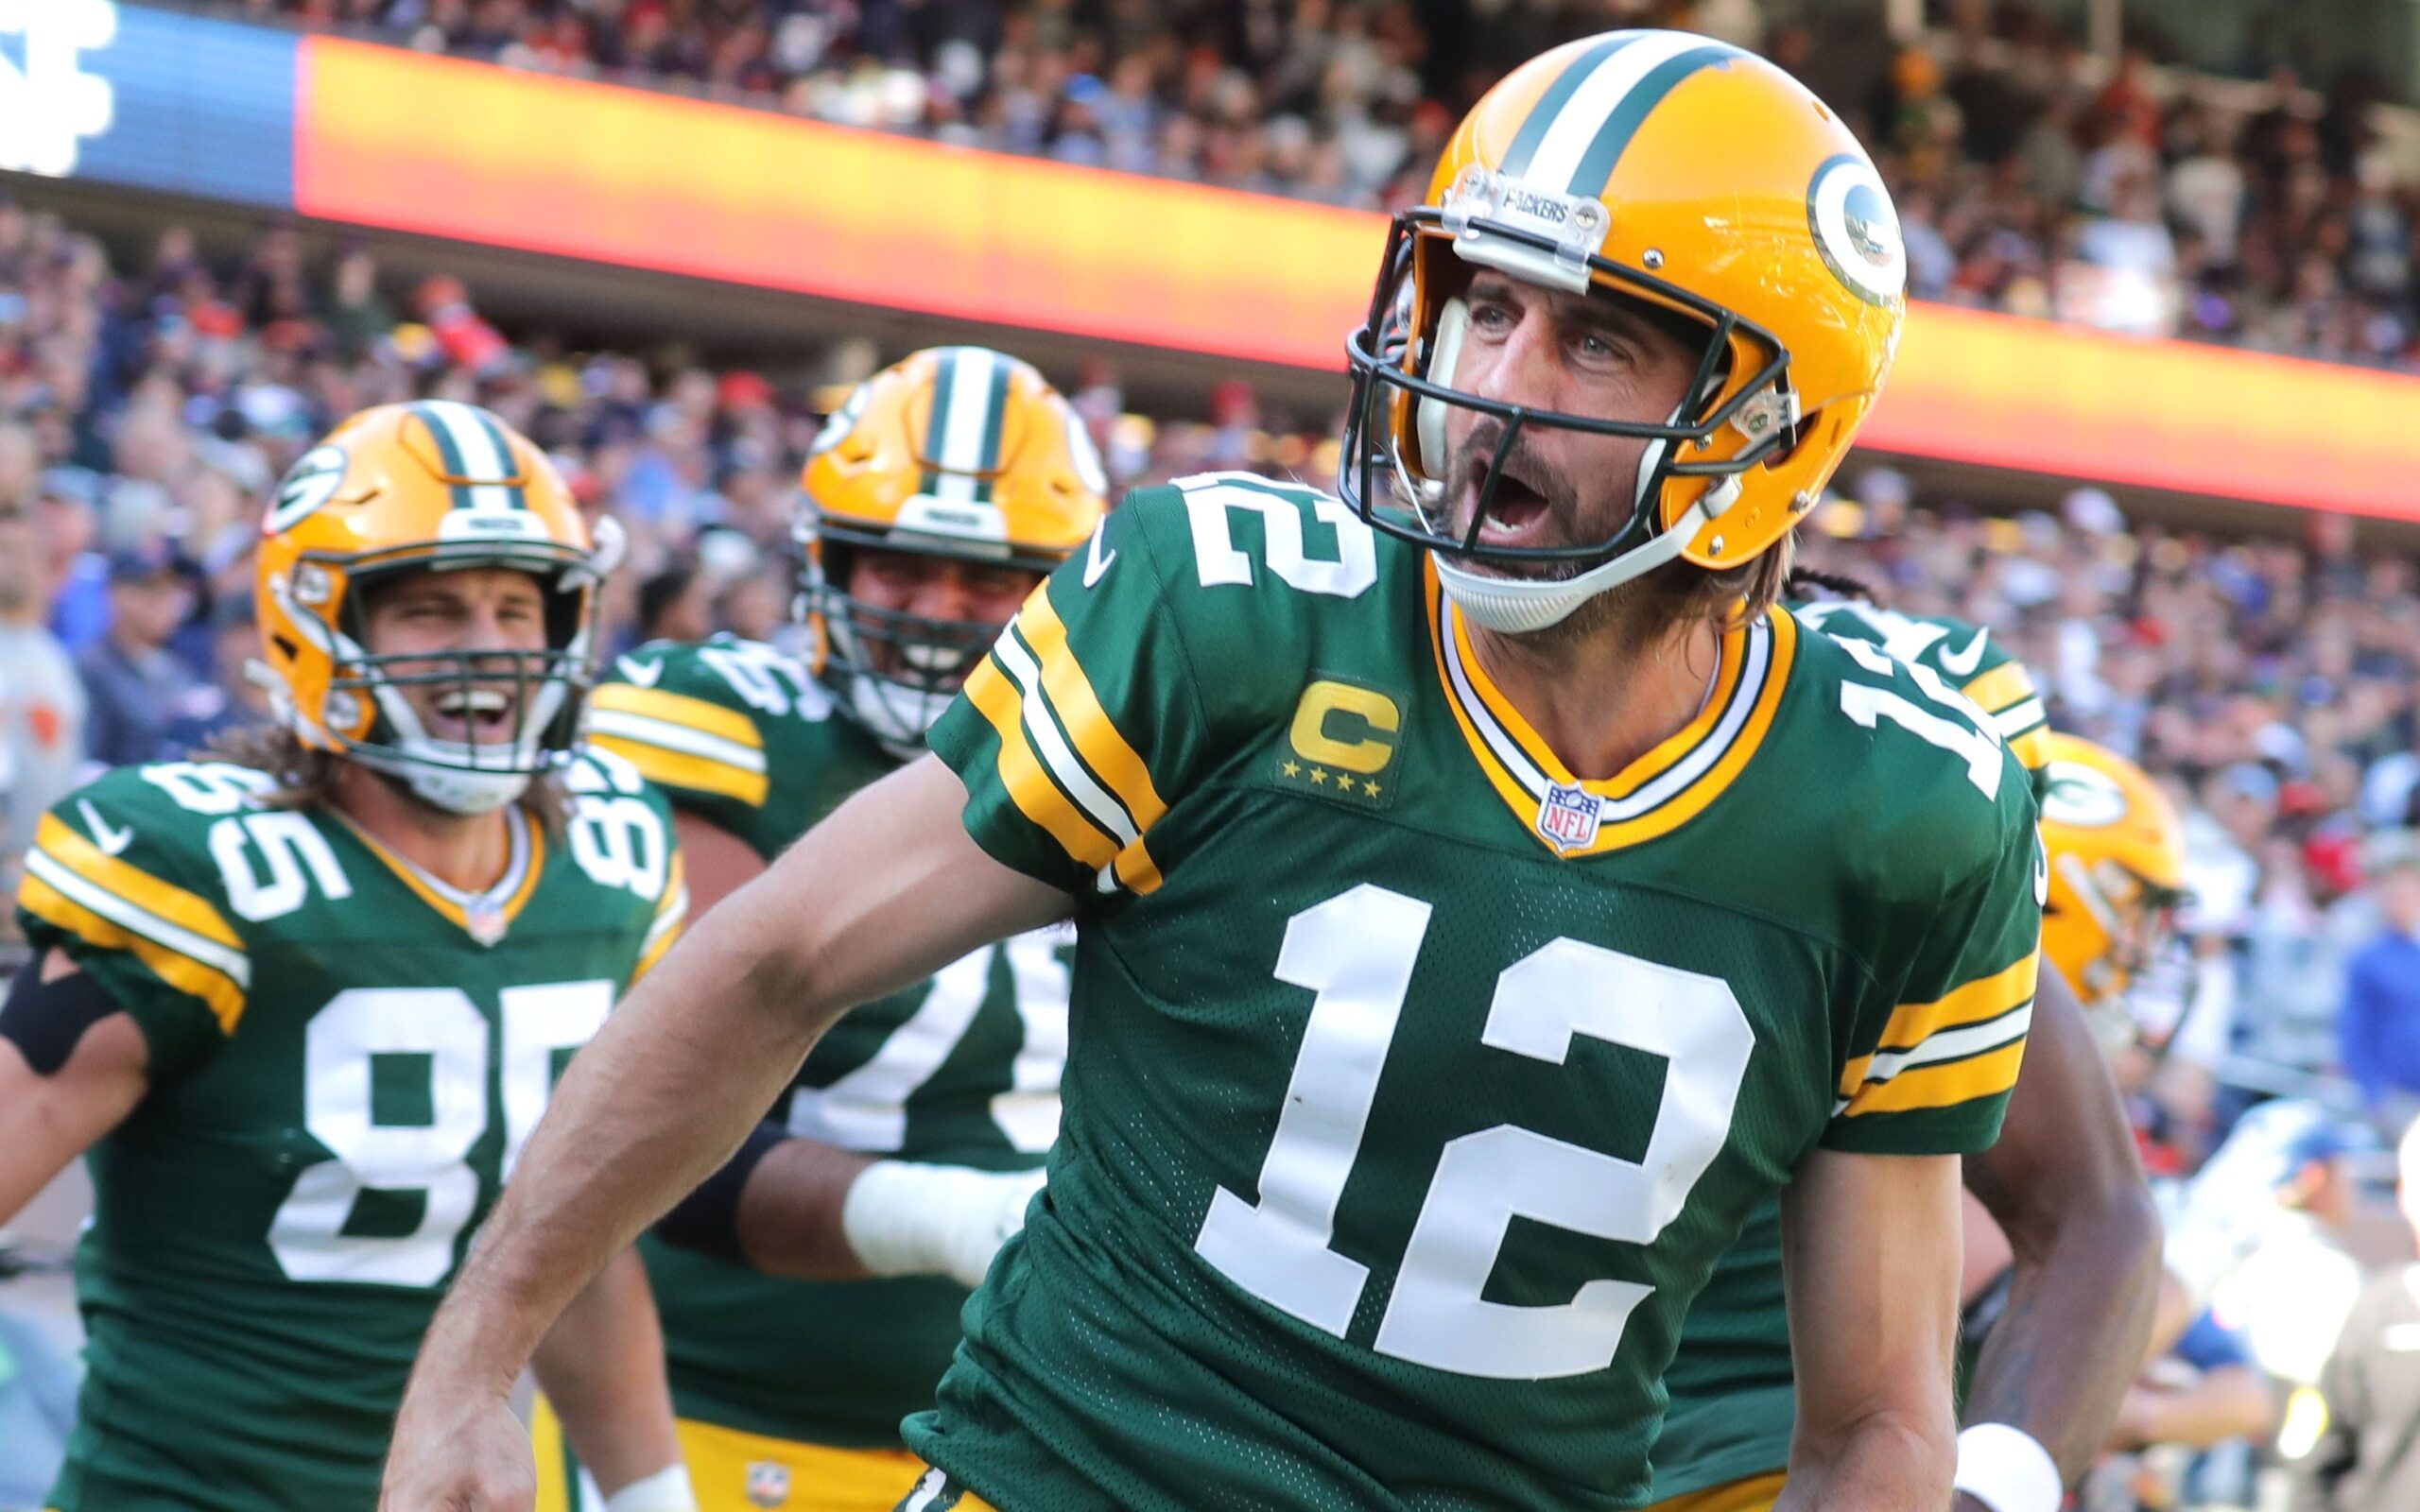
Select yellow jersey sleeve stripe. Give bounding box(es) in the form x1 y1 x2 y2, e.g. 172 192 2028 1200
1839 951 2039 1097
1014 593 1169 833
33 814 243 953
990 617 1166 893
586 705 768 775
588 684 766 753
1960 662 2037 715
962 657 1123 877
2006 725 2054 773
19 870 247 1033
590 729 770 808
1841 1039 2027 1117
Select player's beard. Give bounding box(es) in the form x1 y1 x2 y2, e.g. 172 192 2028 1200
1438 423 1669 656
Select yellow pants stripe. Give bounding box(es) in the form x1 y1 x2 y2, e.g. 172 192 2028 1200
532 1396 929 1512
1646 1469 1786 1512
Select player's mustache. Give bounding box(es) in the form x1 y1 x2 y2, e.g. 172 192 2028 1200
1452 423 1578 516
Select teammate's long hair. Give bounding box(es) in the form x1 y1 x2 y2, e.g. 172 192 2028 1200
202 724 573 835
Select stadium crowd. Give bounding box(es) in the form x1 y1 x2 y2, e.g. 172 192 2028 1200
247 0 2420 366
5 181 2420 1506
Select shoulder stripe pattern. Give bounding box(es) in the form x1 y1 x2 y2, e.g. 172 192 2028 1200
19 813 249 1032
1835 950 2038 1117
1959 662 2033 716
1991 698 2048 739
1427 564 1794 854
1499 30 1741 195
587 684 770 807
922 347 1011 507
960 591 1166 893
632 850 688 982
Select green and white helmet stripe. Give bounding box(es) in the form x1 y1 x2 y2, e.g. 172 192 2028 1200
919 346 1013 507
412 399 527 514
1497 30 1743 196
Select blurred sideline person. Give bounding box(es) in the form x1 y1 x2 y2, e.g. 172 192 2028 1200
2283 1115 2420 1511
390 32 2045 1512
0 403 696 1512
536 347 1107 1512
1651 661 2167 1512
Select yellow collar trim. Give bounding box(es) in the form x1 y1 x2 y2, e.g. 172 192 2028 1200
1424 560 1798 856
331 803 545 940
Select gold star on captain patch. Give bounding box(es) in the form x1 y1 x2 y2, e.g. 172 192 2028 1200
1309 767 1328 785
1363 779 1382 798
1281 760 1302 779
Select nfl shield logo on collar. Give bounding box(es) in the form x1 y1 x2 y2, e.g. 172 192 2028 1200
466 897 508 948
745 1459 791 1508
1535 782 1602 851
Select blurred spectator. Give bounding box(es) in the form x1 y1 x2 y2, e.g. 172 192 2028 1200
34 471 108 656
2342 842 2420 1127
633 561 717 649
258 0 2420 373
76 543 201 770
2096 1306 2274 1509
159 593 274 761
2282 1115 2420 1512
0 507 84 870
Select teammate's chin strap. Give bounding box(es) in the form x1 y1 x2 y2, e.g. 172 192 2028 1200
602 1463 699 1512
1952 1422 2061 1512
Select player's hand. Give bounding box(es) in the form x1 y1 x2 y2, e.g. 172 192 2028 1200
843 1160 1049 1289
380 1386 535 1512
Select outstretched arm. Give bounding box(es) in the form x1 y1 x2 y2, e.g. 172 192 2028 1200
382 756 1070 1511
1956 965 2164 1509
1776 1148 1963 1511
527 1249 690 1505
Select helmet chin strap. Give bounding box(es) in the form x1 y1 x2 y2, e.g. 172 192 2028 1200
1414 297 1745 636
1435 473 1736 636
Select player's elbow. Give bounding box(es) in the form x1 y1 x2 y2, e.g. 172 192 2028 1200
1786 1395 1957 1510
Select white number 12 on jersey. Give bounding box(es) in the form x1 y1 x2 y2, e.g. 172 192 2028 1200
1194 885 1754 1381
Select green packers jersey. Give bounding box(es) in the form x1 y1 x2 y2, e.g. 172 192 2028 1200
909 474 2045 1512
13 751 684 1512
1651 600 2053 1503
590 636 1069 1448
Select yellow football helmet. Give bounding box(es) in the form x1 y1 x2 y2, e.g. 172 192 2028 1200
1340 29 1906 634
2038 733 2190 1012
255 401 618 815
797 346 1109 752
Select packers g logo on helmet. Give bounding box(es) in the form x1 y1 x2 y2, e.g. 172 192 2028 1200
797 346 1108 755
254 401 618 816
1339 29 1905 635
2037 734 2190 1017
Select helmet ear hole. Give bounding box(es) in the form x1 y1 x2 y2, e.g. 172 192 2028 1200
1414 298 1469 476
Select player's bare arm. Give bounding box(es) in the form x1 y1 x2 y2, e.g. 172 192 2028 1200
1955 963 2162 1506
1777 1149 1964 1510
0 954 147 1222
527 1249 687 1500
384 755 1066 1510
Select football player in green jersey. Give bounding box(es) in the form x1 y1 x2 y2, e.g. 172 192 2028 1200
535 346 1106 1512
1650 594 2164 1512
391 33 2045 1512
0 403 697 1512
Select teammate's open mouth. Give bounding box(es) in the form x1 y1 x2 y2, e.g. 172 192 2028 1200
430 687 513 742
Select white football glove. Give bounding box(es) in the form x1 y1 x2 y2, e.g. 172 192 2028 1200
841 1160 1047 1290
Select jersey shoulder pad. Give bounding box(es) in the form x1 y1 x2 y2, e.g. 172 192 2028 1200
15 761 273 1046
590 636 830 812
560 747 688 980
1116 472 1409 685
1787 619 2036 906
1789 601 2051 792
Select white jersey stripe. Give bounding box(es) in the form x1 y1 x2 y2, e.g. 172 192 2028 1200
585 708 769 775
24 847 251 987
993 624 1139 848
